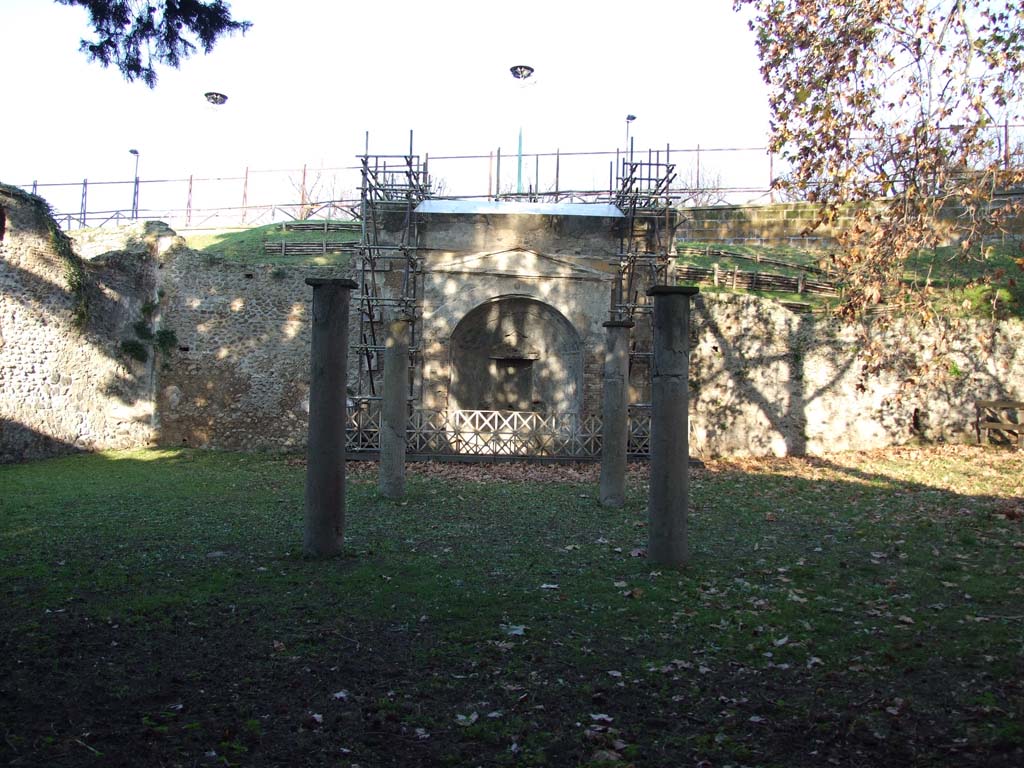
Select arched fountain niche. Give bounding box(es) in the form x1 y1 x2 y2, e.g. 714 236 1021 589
448 295 582 416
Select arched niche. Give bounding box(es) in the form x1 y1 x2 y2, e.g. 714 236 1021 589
449 296 582 415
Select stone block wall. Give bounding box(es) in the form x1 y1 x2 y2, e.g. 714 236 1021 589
677 202 877 246
677 200 1024 247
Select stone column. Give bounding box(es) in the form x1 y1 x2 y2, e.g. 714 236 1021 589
599 319 634 507
303 277 357 557
379 318 410 499
646 285 699 567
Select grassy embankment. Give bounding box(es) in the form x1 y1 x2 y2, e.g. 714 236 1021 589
677 239 1024 319
183 220 359 267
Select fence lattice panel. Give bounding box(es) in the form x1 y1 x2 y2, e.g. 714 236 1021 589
346 405 656 459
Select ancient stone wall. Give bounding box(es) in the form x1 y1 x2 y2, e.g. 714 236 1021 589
2 194 1021 462
155 253 353 451
0 187 160 461
417 247 612 416
689 294 1023 457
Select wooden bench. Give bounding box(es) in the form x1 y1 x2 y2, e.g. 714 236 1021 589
975 400 1024 446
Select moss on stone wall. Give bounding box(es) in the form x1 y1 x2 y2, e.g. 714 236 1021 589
0 184 89 328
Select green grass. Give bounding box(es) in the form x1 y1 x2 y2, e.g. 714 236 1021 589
2 446 1023 766
183 220 359 266
677 239 1024 318
678 240 831 277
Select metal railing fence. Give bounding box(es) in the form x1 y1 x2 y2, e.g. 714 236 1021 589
347 405 653 460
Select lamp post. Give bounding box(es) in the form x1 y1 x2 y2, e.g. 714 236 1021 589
510 65 534 195
625 114 636 159
129 148 140 220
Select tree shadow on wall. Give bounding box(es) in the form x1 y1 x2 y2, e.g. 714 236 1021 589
693 294 1021 455
1 236 160 407
695 298 856 456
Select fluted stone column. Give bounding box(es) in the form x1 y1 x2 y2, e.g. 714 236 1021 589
599 319 633 507
379 318 410 500
303 277 357 557
646 285 699 567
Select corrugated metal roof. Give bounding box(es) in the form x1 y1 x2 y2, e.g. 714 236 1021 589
415 199 624 218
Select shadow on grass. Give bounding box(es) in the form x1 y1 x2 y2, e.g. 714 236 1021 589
1 447 1022 767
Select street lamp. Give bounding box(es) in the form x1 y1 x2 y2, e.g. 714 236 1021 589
129 148 140 220
625 114 636 157
510 65 534 196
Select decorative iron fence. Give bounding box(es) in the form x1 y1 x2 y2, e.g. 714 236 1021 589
346 405 652 460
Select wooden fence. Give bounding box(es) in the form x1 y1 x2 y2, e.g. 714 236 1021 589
675 264 838 296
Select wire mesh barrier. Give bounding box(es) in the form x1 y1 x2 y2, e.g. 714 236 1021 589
345 405 652 460
18 143 780 231
20 120 1024 232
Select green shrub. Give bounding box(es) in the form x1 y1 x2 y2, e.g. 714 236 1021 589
120 339 149 363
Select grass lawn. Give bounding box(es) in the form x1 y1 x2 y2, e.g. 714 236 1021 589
677 240 1024 319
182 222 358 266
2 446 1023 767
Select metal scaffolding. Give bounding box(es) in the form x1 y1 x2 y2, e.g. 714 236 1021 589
354 136 676 410
611 147 677 321
355 133 431 402
608 148 677 396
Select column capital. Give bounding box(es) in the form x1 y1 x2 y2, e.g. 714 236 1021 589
305 277 358 289
647 285 700 297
